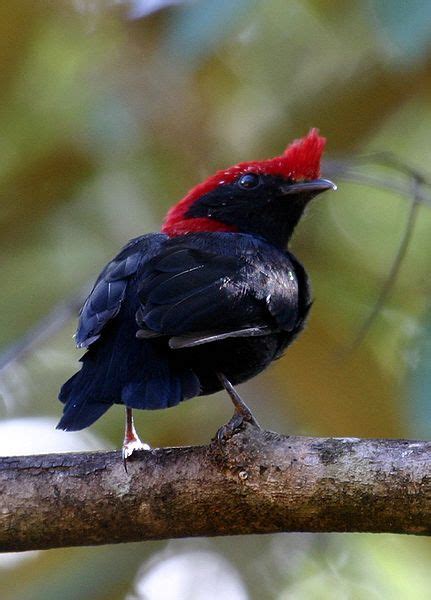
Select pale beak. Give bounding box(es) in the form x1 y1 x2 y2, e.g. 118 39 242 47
281 178 337 195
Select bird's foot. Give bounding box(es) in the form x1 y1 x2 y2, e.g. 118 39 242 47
216 409 260 444
122 407 151 472
215 372 260 444
122 438 151 472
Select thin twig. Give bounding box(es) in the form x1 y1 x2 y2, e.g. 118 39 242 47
0 285 89 374
325 156 430 353
342 174 421 353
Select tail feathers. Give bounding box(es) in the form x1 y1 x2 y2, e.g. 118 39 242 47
57 365 113 431
58 372 79 404
57 399 110 431
122 369 200 410
58 357 201 429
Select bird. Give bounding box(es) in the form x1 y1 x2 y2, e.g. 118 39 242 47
57 128 336 464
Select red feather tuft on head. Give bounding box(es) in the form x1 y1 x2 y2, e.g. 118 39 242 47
162 129 326 236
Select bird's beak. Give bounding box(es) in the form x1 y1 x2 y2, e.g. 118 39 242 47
281 178 337 196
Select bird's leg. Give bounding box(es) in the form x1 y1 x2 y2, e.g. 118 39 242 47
122 407 150 471
216 372 260 443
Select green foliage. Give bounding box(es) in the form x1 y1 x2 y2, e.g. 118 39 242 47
1 0 430 597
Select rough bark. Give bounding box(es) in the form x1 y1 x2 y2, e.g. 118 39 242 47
0 425 430 552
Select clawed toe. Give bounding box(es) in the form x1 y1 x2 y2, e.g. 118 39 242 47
122 439 151 460
122 439 151 472
122 407 151 471
215 411 260 445
215 372 260 445
216 415 243 444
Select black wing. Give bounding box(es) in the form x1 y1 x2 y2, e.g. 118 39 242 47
75 233 166 348
136 238 301 345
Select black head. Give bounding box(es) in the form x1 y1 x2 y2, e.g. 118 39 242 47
184 173 336 248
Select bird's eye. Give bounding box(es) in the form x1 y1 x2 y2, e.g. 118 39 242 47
238 173 260 190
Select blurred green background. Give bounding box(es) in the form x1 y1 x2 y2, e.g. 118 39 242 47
1 0 431 598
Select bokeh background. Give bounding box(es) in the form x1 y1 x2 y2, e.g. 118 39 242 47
1 0 431 598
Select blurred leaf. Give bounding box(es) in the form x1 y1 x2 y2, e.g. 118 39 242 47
164 0 259 63
0 144 94 242
0 542 165 600
129 0 187 19
371 0 431 64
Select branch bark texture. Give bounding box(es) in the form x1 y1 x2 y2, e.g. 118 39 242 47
1 425 430 552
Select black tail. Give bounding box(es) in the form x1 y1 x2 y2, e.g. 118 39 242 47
57 333 200 431
57 355 113 431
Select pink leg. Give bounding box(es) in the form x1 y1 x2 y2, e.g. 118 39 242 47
122 407 150 471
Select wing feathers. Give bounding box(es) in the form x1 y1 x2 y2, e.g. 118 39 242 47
75 234 165 348
168 325 273 349
136 239 300 341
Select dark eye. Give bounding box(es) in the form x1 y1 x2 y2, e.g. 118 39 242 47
238 173 260 190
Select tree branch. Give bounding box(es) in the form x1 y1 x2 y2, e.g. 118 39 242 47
1 425 430 552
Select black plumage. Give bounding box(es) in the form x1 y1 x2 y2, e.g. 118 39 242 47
58 232 311 430
57 129 335 452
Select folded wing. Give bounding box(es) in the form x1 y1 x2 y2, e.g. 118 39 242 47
136 238 302 346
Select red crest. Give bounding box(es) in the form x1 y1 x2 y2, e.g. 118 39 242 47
162 129 326 236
